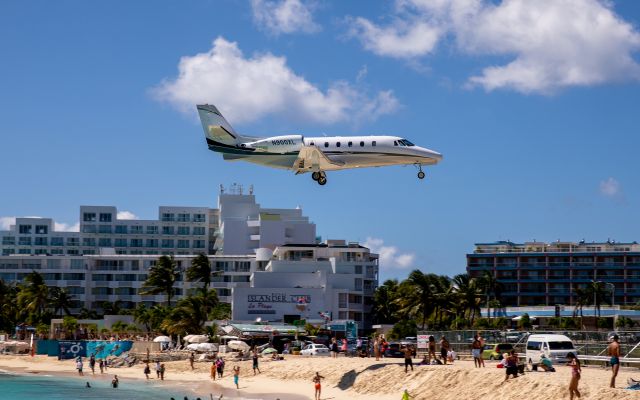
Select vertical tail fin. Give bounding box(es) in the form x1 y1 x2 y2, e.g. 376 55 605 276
197 104 238 145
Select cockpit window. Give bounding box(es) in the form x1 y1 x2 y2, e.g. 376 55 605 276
393 141 398 146
401 139 415 146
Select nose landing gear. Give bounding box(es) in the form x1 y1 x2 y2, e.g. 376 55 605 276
311 171 327 185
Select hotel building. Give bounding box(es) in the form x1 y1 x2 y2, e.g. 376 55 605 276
467 240 640 306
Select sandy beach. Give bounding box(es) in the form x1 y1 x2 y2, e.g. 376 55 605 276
1 354 639 400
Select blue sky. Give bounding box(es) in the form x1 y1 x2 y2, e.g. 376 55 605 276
1 1 639 280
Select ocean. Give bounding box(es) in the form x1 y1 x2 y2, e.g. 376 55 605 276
0 371 307 400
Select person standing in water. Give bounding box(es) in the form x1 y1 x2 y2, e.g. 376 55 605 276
111 375 119 388
233 365 240 389
143 362 151 380
608 334 621 388
312 372 324 400
567 352 581 400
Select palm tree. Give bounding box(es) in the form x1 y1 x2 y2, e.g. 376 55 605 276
479 270 503 318
78 307 99 320
396 270 437 330
186 254 212 296
585 280 608 317
452 273 483 325
101 300 123 315
0 280 19 332
160 294 218 336
373 279 400 324
133 304 152 332
49 287 75 317
17 271 50 324
140 256 180 307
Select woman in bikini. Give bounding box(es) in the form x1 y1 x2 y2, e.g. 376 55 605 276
567 352 581 400
313 372 325 400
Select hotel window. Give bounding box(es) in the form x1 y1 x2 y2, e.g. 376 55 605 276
2 236 15 245
130 225 142 234
19 225 32 234
67 238 79 246
99 213 112 222
130 239 143 247
35 249 47 255
67 249 80 255
114 238 127 247
177 213 190 222
50 249 63 255
177 240 189 248
82 225 96 233
98 225 112 234
146 225 158 235
161 239 174 248
19 237 32 246
177 226 190 235
146 239 158 248
35 225 48 234
83 213 96 222
193 214 206 222
161 213 175 222
19 249 31 254
193 240 205 248
82 238 96 247
2 249 15 256
193 227 205 235
115 225 128 234
162 226 174 235
35 237 48 246
98 238 112 247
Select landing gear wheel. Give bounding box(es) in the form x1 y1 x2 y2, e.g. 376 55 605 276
417 171 425 179
318 176 327 186
311 171 321 181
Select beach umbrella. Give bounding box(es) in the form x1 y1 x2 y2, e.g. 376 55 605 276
261 347 277 355
183 335 195 342
187 335 209 343
197 343 217 352
186 343 200 351
227 340 250 351
153 335 171 343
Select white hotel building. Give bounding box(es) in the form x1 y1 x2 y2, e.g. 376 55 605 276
0 186 378 328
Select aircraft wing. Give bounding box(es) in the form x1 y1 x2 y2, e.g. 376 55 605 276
293 145 344 173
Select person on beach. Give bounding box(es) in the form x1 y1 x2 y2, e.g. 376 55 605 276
439 336 450 365
144 362 151 379
210 360 216 381
76 357 84 376
341 338 347 356
567 352 581 399
217 357 225 378
85 382 91 388
312 372 325 400
189 352 195 370
477 334 485 367
401 388 413 400
99 358 104 374
427 336 437 364
155 360 161 378
403 345 414 373
374 337 380 361
159 363 166 380
471 335 482 368
330 338 338 358
504 350 519 381
111 375 119 388
89 353 96 374
252 349 261 375
608 334 621 388
233 365 240 389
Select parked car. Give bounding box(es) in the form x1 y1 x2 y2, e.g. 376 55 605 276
526 334 576 365
607 331 638 343
384 342 405 358
482 343 514 360
300 343 330 356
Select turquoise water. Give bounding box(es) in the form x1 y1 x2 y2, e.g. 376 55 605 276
0 371 307 400
0 372 189 400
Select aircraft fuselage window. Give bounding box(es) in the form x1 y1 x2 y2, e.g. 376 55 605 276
348 141 352 147
337 142 341 147
360 141 364 147
372 141 377 146
310 141 314 146
324 142 329 148
394 141 398 146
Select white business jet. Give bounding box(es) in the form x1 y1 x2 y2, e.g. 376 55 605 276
197 104 442 186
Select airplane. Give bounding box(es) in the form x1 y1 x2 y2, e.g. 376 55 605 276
197 104 442 186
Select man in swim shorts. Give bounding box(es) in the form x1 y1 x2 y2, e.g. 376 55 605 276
233 365 240 389
312 372 325 400
608 334 621 388
403 345 414 373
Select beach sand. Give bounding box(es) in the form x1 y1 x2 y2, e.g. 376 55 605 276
1 354 638 399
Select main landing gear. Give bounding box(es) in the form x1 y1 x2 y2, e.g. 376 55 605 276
416 164 426 180
311 171 327 186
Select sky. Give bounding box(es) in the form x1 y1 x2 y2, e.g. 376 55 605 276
1 0 639 281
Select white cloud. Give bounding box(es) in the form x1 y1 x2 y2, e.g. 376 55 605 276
152 37 399 125
0 217 16 231
54 222 80 232
364 237 416 270
117 211 139 220
599 177 622 198
251 0 320 35
348 0 640 94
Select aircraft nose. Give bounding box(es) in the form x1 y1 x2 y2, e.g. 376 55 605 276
418 147 443 161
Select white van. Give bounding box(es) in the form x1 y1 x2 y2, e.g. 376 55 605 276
526 334 577 365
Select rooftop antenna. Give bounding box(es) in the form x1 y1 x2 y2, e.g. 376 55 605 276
249 184 254 195
220 184 224 194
